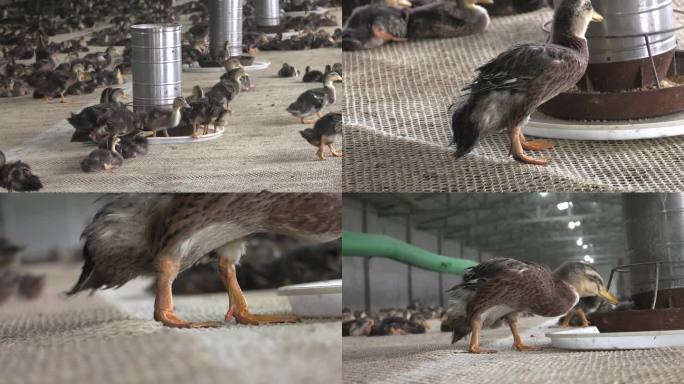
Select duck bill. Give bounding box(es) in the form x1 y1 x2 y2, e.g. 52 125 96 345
396 0 412 7
591 11 604 23
598 287 619 304
475 0 494 4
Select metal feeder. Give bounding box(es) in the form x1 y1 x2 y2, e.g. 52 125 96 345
130 24 182 113
254 0 280 27
209 0 243 60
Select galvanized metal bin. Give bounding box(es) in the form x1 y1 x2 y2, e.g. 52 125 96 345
209 0 243 59
130 24 182 112
255 0 280 27
587 0 676 63
624 194 684 296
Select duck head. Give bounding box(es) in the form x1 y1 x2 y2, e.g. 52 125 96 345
110 88 128 102
173 96 191 109
323 71 343 86
554 262 619 304
553 0 603 40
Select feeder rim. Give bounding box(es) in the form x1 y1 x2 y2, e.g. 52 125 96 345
131 23 182 31
542 9 684 38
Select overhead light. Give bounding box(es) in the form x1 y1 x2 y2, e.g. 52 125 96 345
568 221 576 229
576 238 583 246
539 193 549 197
582 244 588 249
583 255 595 264
557 201 573 211
574 221 581 227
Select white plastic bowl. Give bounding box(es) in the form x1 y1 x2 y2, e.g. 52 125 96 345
277 279 341 318
546 326 684 350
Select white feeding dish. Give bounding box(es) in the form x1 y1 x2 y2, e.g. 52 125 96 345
546 326 684 350
182 60 271 73
147 126 225 144
277 279 341 318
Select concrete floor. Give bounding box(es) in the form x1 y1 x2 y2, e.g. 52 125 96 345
0 9 342 192
0 264 342 384
343 317 684 384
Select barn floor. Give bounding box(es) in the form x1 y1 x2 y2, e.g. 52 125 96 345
0 264 341 384
0 8 342 192
343 317 684 384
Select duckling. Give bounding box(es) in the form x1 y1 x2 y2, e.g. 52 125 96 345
33 69 84 103
143 97 191 137
278 63 300 78
186 85 205 103
223 58 253 91
447 258 619 353
344 317 375 336
558 296 600 327
117 134 149 159
299 112 343 159
369 316 427 336
450 0 603 165
0 77 14 97
288 71 343 124
68 87 128 142
483 0 546 16
187 96 228 138
94 66 125 86
17 273 45 300
342 0 412 51
0 151 43 192
407 0 492 39
98 108 142 152
302 66 325 83
84 46 115 70
80 148 124 172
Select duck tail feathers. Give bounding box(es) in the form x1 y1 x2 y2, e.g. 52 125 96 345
450 97 479 159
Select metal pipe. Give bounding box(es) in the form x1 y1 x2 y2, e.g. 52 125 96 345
254 0 280 27
209 0 243 60
130 24 182 113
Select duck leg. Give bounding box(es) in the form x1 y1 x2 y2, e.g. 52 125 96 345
153 258 223 328
59 91 67 103
371 25 407 42
203 124 209 135
300 117 316 124
329 144 343 157
507 318 543 352
559 313 572 327
510 125 549 166
191 123 200 139
317 140 326 160
518 130 555 151
469 318 497 354
577 308 590 327
218 253 299 325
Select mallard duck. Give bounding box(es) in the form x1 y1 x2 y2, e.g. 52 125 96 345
407 0 492 39
483 0 546 15
299 112 343 159
302 66 325 83
0 151 43 192
287 72 343 124
451 0 602 165
558 296 600 327
278 63 300 78
68 87 128 142
67 193 341 328
80 148 124 172
143 97 191 137
447 258 619 353
342 0 412 51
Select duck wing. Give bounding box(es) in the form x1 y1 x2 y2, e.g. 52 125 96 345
465 43 574 96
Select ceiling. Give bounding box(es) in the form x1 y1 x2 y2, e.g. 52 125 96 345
345 193 626 267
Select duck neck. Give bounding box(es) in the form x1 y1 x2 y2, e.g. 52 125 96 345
171 105 182 126
324 80 336 100
551 31 588 56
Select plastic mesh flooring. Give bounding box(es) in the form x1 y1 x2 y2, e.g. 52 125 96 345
342 7 684 192
0 265 342 384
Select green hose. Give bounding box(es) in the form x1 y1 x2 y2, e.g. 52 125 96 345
341 232 477 274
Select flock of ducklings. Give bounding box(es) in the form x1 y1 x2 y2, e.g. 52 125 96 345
0 238 45 305
343 305 439 336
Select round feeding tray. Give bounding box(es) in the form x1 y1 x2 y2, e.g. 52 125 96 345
183 60 270 73
524 111 684 140
147 126 225 144
546 326 684 350
277 279 341 318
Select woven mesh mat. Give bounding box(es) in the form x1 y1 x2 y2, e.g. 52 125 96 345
0 265 341 384
342 7 684 192
343 318 684 384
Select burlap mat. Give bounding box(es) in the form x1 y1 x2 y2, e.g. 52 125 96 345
342 6 684 192
0 265 341 384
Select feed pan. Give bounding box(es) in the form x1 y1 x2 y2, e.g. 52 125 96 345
277 279 341 318
546 326 684 350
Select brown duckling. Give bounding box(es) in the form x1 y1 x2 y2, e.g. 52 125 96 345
299 112 342 159
302 65 325 83
344 317 375 336
143 97 191 137
369 316 427 336
450 0 603 165
483 0 546 16
68 87 128 142
0 151 43 192
117 134 149 159
342 0 412 51
186 85 205 103
80 148 124 172
447 258 619 353
287 71 343 124
278 63 300 78
407 0 492 39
